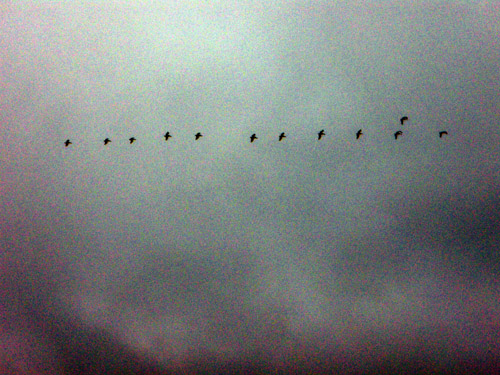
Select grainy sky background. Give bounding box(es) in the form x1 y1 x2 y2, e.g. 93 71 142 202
1 1 499 373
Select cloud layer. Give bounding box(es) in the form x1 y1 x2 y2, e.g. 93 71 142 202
1 1 499 373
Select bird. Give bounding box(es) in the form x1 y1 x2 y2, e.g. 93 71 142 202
250 134 258 143
195 132 203 140
317 130 325 140
64 139 72 147
129 137 136 144
400 116 408 125
439 131 448 138
163 132 172 141
104 138 111 145
278 132 286 141
356 129 363 139
394 131 403 139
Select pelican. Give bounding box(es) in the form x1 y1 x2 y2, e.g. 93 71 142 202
317 130 325 140
250 134 258 143
104 138 111 145
195 132 203 140
356 129 363 139
394 131 403 140
64 139 72 147
129 137 136 144
400 116 408 125
278 132 286 141
164 132 172 141
439 131 448 138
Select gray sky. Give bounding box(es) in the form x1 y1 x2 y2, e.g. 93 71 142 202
1 1 499 373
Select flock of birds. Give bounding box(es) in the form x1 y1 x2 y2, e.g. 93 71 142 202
63 117 448 147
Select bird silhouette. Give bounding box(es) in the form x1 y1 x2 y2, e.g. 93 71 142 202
104 138 111 145
278 132 286 141
195 132 203 140
164 132 172 141
394 131 403 139
439 131 448 138
400 116 408 125
64 139 72 147
318 130 325 140
250 134 258 143
129 137 136 144
356 129 363 139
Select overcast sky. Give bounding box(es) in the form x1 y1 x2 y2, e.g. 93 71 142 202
1 1 499 373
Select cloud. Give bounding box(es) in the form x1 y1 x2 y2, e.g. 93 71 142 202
1 1 499 373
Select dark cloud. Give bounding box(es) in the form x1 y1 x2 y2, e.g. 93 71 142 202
1 1 499 373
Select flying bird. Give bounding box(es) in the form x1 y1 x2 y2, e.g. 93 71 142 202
318 130 325 140
195 132 203 140
64 139 72 147
400 116 408 125
439 131 448 138
164 132 172 141
104 138 111 145
394 131 403 140
356 129 363 139
278 132 286 141
129 137 136 144
250 134 258 143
